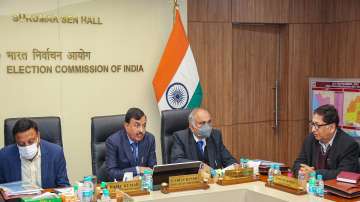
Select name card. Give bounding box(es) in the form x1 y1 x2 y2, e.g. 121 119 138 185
107 180 142 193
225 168 253 178
273 176 303 190
169 174 202 188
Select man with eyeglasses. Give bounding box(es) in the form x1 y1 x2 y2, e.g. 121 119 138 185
0 118 70 188
170 108 237 171
293 104 360 180
106 107 157 181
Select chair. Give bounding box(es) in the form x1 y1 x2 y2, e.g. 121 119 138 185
4 116 63 147
160 109 192 164
91 114 125 182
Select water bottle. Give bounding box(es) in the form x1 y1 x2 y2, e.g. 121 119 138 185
273 164 281 176
84 176 94 192
240 158 244 168
297 170 306 190
83 176 94 201
82 190 92 202
142 170 153 191
101 189 111 202
267 164 275 184
308 172 316 195
243 159 248 168
316 174 324 197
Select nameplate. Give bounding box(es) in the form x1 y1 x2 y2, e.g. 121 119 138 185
107 180 142 193
273 176 303 190
225 168 253 178
169 174 202 188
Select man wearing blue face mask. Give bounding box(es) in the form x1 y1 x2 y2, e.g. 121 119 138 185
0 118 70 188
170 108 237 169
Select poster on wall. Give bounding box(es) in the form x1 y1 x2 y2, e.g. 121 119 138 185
309 78 360 137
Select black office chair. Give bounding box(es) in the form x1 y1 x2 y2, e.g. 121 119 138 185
160 109 192 164
4 116 63 147
91 114 125 182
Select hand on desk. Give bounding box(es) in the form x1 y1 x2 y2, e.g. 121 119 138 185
300 163 315 180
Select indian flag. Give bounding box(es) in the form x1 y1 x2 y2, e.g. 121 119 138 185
152 9 202 112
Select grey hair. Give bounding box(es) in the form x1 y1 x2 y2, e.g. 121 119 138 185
188 108 201 127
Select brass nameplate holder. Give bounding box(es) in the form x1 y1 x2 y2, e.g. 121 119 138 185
107 180 148 197
265 176 306 195
161 174 209 194
217 168 258 186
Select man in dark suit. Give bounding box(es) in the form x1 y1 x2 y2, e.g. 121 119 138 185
170 108 237 169
0 118 70 188
106 108 157 180
293 104 360 180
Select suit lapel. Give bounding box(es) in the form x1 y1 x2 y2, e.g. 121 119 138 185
13 146 22 181
138 137 146 166
121 131 136 166
326 130 341 168
206 135 216 168
40 141 48 186
187 130 200 161
311 140 318 167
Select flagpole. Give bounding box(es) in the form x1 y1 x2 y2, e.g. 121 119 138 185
173 0 179 23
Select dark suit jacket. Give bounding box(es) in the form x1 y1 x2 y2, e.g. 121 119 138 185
170 128 236 169
105 129 157 180
0 140 70 188
293 129 360 180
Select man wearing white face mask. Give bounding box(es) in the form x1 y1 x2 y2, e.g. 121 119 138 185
0 118 70 188
170 108 237 169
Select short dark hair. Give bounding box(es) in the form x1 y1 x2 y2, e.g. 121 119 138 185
125 108 146 123
314 104 339 127
12 118 39 137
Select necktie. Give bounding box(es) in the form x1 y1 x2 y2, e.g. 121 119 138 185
130 142 138 164
196 141 204 157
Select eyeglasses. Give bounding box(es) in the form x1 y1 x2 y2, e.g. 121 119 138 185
309 121 332 130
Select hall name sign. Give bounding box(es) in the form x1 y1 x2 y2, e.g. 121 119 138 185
12 14 102 25
4 48 143 74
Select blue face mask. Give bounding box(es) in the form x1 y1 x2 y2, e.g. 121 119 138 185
198 123 212 138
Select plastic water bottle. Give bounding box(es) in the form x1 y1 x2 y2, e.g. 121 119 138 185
316 174 324 197
308 172 316 195
240 158 244 168
273 164 281 176
82 190 92 202
142 170 153 191
243 159 249 168
267 164 275 184
84 176 94 192
101 189 111 202
297 170 306 189
83 176 94 201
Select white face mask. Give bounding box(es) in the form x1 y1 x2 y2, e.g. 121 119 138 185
17 141 39 160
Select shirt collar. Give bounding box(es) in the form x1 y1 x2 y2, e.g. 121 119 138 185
127 134 135 145
319 129 337 151
192 132 206 145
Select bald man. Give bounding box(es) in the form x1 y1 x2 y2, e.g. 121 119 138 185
170 108 237 169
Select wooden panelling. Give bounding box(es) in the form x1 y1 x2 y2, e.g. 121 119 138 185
188 0 230 22
320 22 360 77
232 123 279 161
232 25 280 161
289 0 326 23
188 22 233 150
232 0 289 23
287 24 323 120
326 0 360 22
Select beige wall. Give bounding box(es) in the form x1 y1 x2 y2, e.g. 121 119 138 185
0 0 187 183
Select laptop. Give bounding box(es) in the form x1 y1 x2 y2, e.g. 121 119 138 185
152 161 202 190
